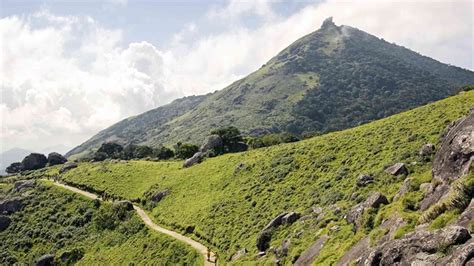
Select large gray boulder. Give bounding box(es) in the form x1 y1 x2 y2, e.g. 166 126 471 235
59 162 77 174
47 152 67 166
362 226 471 265
419 143 435 160
0 197 23 214
5 162 21 174
199 134 223 153
150 189 169 203
346 192 388 229
257 212 291 251
183 152 205 168
21 153 48 171
432 110 473 182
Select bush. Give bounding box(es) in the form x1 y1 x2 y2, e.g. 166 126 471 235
174 143 199 159
154 146 174 160
97 142 123 159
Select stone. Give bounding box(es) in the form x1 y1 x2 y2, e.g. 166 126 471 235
456 199 474 228
59 162 78 174
13 179 35 192
0 197 23 214
36 254 55 266
20 153 48 171
112 200 133 211
419 183 433 193
362 226 471 265
295 235 329 266
185 225 195 234
5 162 21 174
364 192 389 208
262 212 287 232
233 141 249 152
231 248 247 261
256 230 272 251
282 212 300 224
47 152 67 166
394 178 411 201
183 152 205 168
384 162 408 176
199 134 223 153
432 110 473 182
150 189 169 203
419 143 435 159
356 174 374 187
0 215 11 231
281 239 291 256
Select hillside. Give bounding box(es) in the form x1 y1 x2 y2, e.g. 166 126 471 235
67 18 474 158
0 180 200 265
56 90 473 264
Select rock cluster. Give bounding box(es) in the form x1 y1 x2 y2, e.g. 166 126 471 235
256 211 300 251
356 174 374 187
346 192 388 230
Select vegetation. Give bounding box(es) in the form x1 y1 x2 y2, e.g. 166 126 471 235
0 180 200 265
67 20 474 159
58 91 474 264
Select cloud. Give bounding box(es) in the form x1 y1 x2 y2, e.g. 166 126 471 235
1 0 472 153
0 10 181 152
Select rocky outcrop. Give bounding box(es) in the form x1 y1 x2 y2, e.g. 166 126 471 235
21 153 48 171
47 152 67 166
257 212 300 251
36 254 55 266
183 152 205 168
5 162 21 174
0 197 23 214
356 174 374 187
295 235 329 266
362 226 471 265
384 163 408 176
150 189 169 203
0 215 11 231
199 134 223 153
59 162 77 174
432 110 473 182
13 180 35 192
456 199 474 228
346 192 388 229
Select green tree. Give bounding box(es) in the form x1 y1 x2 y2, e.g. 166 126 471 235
174 143 199 159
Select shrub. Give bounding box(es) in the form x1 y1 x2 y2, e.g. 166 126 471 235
154 146 174 160
97 142 123 159
174 143 199 159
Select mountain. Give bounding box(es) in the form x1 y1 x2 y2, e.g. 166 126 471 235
67 18 474 158
0 148 32 175
57 90 474 264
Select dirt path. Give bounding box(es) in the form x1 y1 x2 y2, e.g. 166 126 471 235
45 180 216 265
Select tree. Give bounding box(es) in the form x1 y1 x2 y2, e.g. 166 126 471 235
97 142 123 159
154 146 174 160
174 143 199 159
134 145 154 158
211 126 245 153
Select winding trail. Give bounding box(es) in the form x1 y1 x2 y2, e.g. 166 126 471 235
44 180 216 265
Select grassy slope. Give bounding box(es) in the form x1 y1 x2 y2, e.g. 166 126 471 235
0 181 201 265
60 91 474 264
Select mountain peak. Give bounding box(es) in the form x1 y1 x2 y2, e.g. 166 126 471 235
321 16 336 30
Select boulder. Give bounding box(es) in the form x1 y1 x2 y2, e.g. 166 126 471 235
419 143 435 159
233 141 249 152
419 183 433 193
256 230 272 251
295 235 329 266
364 192 389 208
262 212 288 231
0 197 23 214
5 162 21 174
281 239 291 256
112 200 133 211
59 162 77 174
362 226 471 265
432 110 473 182
21 153 48 171
199 134 223 153
231 248 247 261
36 254 55 266
183 152 205 168
0 215 11 231
13 180 36 192
282 212 300 224
47 152 67 166
394 178 410 201
356 174 374 187
150 189 169 203
456 199 474 228
384 163 408 176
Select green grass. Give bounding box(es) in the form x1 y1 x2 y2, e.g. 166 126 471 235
55 91 474 264
0 180 201 265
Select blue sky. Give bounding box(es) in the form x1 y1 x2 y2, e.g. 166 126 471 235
1 0 473 153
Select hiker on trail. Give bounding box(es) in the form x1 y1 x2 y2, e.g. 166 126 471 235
215 253 218 265
207 248 211 261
